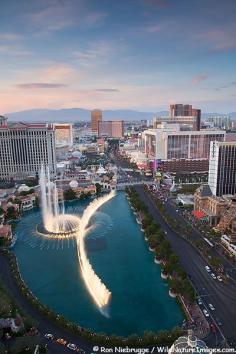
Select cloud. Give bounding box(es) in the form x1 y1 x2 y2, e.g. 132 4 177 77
195 24 236 52
215 81 236 91
15 83 67 89
94 88 120 92
0 45 31 56
0 33 23 41
192 73 208 85
73 40 120 66
26 2 107 34
146 25 163 33
143 0 172 8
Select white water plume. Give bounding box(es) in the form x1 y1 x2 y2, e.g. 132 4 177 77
39 166 79 234
39 166 116 315
77 191 116 316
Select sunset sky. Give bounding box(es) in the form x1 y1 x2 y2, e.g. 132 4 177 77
0 0 236 113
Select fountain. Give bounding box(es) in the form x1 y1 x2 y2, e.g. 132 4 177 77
38 166 80 237
77 191 116 316
38 166 116 315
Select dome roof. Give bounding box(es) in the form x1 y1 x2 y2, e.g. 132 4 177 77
69 180 79 189
97 164 106 174
18 184 30 193
72 151 82 158
169 333 209 354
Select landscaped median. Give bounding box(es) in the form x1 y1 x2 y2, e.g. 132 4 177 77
144 186 227 280
0 248 184 347
126 187 196 311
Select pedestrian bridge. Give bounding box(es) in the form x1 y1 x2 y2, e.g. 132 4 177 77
102 180 153 191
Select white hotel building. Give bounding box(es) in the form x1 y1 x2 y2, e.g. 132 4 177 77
0 116 56 180
142 123 225 172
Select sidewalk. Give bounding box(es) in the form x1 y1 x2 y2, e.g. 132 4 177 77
180 296 210 339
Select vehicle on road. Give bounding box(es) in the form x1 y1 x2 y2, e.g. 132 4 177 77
44 333 54 340
217 275 223 282
197 298 203 305
208 303 215 311
215 317 223 326
203 309 210 317
56 338 67 345
211 273 216 279
205 265 211 272
67 343 77 351
210 323 216 333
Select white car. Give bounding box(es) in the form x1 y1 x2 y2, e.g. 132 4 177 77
217 276 223 282
67 343 77 351
203 309 210 317
208 303 215 311
205 266 211 272
211 273 216 279
197 298 203 305
44 333 54 340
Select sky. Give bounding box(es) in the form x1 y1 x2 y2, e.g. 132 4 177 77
0 0 236 113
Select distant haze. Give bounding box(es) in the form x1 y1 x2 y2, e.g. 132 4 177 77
5 108 236 123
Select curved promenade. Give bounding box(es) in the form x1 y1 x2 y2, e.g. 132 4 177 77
0 251 93 354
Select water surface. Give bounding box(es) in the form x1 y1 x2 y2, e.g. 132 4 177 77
14 193 183 335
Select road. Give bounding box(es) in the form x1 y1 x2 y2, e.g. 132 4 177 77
0 253 93 354
164 197 236 283
135 185 236 349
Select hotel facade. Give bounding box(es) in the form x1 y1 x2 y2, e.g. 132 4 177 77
98 120 124 138
142 124 225 172
208 141 236 197
0 116 56 180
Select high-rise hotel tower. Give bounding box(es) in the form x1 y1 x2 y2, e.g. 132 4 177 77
91 109 102 134
208 141 236 197
0 116 56 180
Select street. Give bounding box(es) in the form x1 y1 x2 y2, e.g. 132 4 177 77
135 185 236 349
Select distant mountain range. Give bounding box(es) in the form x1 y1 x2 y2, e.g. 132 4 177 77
5 108 236 122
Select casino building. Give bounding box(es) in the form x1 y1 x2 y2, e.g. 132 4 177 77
0 116 56 180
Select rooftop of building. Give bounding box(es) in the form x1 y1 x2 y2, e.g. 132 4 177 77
196 184 212 197
143 124 225 135
0 120 53 130
0 224 12 237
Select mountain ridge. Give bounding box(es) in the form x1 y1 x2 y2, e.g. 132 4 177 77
4 108 236 122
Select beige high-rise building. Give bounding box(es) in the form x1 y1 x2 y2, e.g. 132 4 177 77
0 117 56 180
91 109 102 133
98 120 124 138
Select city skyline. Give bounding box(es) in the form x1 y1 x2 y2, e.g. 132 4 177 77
0 0 236 114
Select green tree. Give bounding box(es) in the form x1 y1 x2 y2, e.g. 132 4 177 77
95 183 102 196
6 206 18 219
63 188 76 201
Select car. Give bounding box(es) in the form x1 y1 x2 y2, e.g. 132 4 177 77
217 276 223 282
208 303 215 311
205 265 211 272
210 323 216 333
56 338 67 345
203 309 210 317
67 343 77 351
197 298 203 305
44 333 54 340
215 317 223 326
211 273 216 279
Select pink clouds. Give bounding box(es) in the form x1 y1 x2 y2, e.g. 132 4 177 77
191 73 208 85
15 83 67 89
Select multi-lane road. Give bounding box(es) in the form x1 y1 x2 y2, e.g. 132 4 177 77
135 185 236 349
